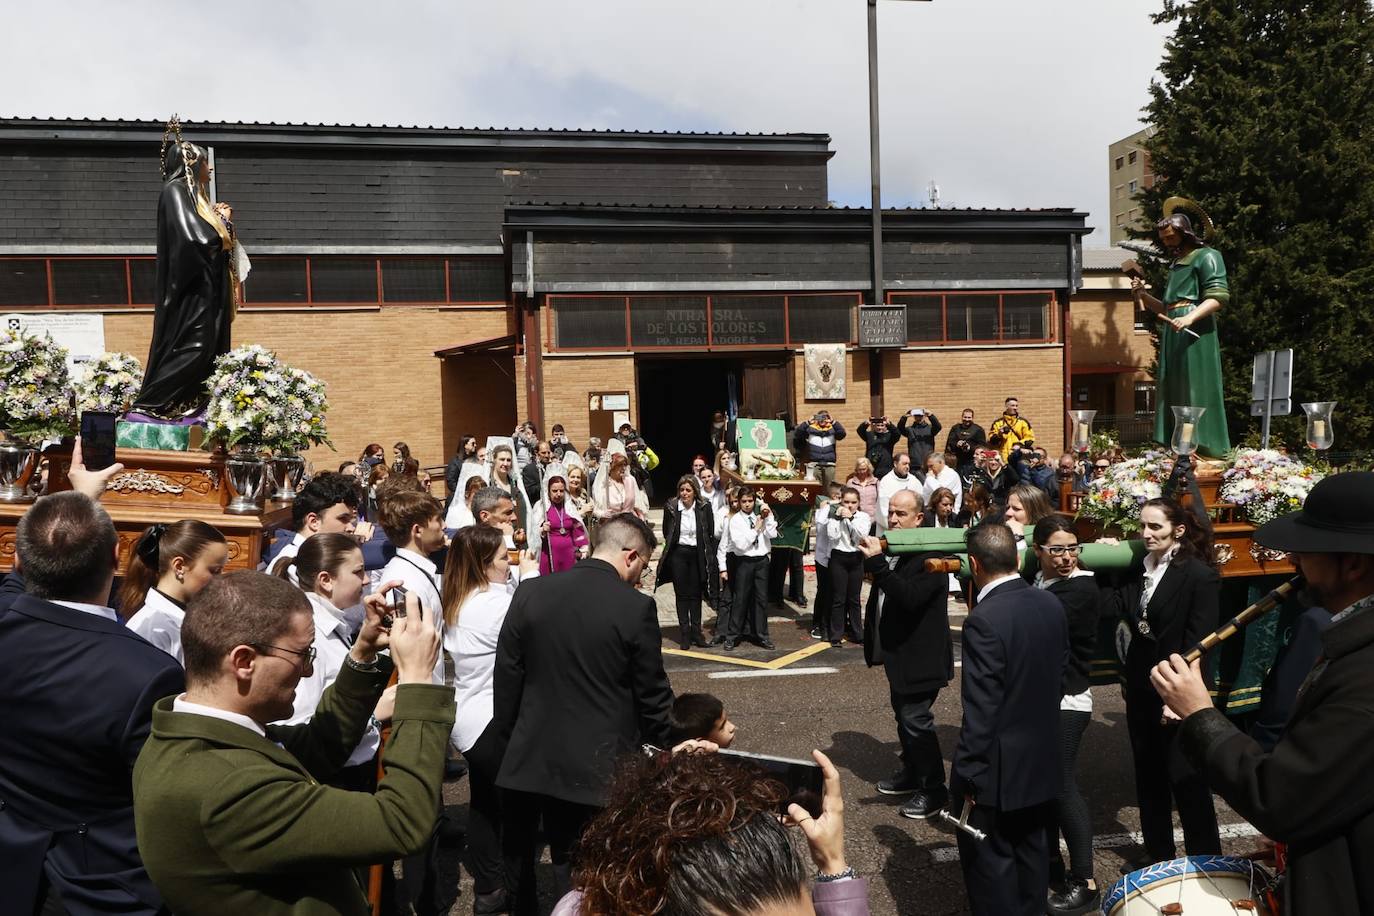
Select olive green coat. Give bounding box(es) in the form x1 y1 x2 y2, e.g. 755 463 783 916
133 665 454 916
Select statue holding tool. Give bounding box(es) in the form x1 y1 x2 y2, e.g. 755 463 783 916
1124 197 1231 458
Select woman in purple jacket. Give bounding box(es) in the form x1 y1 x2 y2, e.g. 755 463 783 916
551 748 869 916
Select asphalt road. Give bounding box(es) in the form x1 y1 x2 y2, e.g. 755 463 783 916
434 577 1260 916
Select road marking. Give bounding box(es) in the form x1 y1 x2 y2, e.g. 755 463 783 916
663 640 834 670
925 821 1261 864
708 666 839 679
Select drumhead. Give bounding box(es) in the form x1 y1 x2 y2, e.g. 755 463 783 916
1102 855 1270 915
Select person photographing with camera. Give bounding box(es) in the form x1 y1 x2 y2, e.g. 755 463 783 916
133 572 452 916
945 408 987 479
857 416 899 478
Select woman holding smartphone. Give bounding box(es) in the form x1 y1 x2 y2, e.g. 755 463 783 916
1110 497 1222 870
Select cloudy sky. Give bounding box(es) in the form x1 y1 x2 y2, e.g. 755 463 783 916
2 0 1170 243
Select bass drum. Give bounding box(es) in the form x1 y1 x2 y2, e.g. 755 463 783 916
1102 855 1274 915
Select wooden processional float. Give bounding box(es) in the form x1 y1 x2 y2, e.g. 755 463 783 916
878 526 1304 665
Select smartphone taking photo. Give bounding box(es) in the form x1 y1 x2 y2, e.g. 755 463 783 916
79 411 118 472
719 748 824 818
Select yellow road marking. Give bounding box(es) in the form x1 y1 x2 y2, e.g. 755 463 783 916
663 639 835 670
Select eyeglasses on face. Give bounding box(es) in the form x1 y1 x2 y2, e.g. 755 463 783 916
1094 464 1110 471
1038 544 1082 557
252 642 317 667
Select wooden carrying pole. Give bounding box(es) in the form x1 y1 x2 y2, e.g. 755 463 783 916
1183 576 1304 663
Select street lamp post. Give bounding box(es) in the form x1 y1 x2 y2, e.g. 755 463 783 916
866 0 931 417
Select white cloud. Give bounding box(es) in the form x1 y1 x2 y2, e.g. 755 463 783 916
3 0 1168 241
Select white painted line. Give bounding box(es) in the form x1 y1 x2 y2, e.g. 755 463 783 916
707 666 839 679
926 821 1261 864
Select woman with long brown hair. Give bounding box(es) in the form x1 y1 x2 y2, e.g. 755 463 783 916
1109 496 1221 870
123 520 228 663
441 526 537 914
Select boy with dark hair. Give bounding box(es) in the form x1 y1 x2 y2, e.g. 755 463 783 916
810 479 844 639
378 491 446 683
266 472 364 579
668 692 736 748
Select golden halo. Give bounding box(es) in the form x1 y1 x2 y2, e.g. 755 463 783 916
1162 196 1214 242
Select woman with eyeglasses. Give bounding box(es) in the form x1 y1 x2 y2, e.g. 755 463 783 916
274 532 398 790
1031 516 1103 914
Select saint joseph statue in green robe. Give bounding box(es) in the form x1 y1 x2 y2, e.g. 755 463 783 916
1131 200 1231 458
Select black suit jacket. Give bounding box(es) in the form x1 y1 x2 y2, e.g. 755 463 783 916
1110 554 1220 695
0 570 24 613
951 578 1066 811
493 559 674 807
0 594 185 915
862 551 953 694
1045 574 1103 697
654 498 719 591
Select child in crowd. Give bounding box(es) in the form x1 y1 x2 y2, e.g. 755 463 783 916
825 485 872 648
668 692 737 748
809 480 843 640
714 485 778 651
710 486 739 634
377 489 448 684
123 520 229 664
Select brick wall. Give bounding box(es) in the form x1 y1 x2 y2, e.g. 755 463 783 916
540 354 637 446
1072 276 1156 414
792 346 1066 473
102 306 508 472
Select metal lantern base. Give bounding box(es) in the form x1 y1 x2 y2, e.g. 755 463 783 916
0 443 39 503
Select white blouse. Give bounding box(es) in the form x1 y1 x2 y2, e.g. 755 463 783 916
445 582 515 753
125 588 187 664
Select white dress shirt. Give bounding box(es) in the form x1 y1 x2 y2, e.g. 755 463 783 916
1140 545 1179 622
876 471 923 532
380 547 446 684
445 582 515 753
702 485 726 516
173 696 267 738
826 510 872 554
675 499 698 547
444 499 476 530
921 465 964 514
722 510 777 560
813 504 834 567
52 599 118 622
273 532 307 583
976 572 1024 604
125 589 187 663
276 592 380 766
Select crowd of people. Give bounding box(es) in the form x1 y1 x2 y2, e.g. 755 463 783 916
2 392 1372 916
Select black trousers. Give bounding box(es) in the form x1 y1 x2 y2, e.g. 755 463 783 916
812 563 832 633
956 800 1054 916
724 554 769 640
768 547 805 603
1125 640 1221 861
462 723 506 897
1047 708 1093 881
665 546 703 634
890 688 946 790
827 549 864 642
502 789 600 916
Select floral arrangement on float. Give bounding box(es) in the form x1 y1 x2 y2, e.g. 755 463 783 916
1076 449 1173 534
73 351 143 415
204 345 331 508
203 345 331 454
0 327 76 444
1218 448 1324 526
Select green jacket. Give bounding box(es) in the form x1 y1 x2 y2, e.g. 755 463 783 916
133 664 455 916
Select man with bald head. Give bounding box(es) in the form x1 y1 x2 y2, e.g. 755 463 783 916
859 489 956 820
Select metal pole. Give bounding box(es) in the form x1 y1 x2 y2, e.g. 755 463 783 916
1260 349 1276 449
866 0 885 417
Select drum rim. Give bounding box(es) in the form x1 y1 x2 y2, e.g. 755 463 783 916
1102 854 1258 912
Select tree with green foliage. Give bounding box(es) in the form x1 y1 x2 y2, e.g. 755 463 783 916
1135 0 1374 453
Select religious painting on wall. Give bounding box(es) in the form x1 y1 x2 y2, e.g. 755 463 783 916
803 343 845 400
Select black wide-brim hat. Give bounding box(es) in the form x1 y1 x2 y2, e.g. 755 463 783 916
1253 471 1374 555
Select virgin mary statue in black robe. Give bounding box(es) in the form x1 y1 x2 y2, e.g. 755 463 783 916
130 136 236 419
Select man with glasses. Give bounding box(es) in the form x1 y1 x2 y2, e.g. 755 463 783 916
494 514 674 914
132 570 452 915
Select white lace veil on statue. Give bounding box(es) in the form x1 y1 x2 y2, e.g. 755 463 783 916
444 462 489 529
484 435 516 496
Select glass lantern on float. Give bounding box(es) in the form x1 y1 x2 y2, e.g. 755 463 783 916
1068 409 1097 454
1170 405 1207 457
1301 402 1336 453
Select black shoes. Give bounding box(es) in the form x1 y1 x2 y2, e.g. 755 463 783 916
809 627 823 640
898 787 949 820
830 640 843 648
757 637 776 650
473 889 512 915
1047 878 1100 915
723 638 737 651
876 771 922 796
691 629 710 648
1117 853 1156 875
708 634 727 647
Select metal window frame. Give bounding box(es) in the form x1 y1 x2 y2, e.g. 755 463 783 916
0 254 508 309
886 289 1057 346
545 290 862 353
